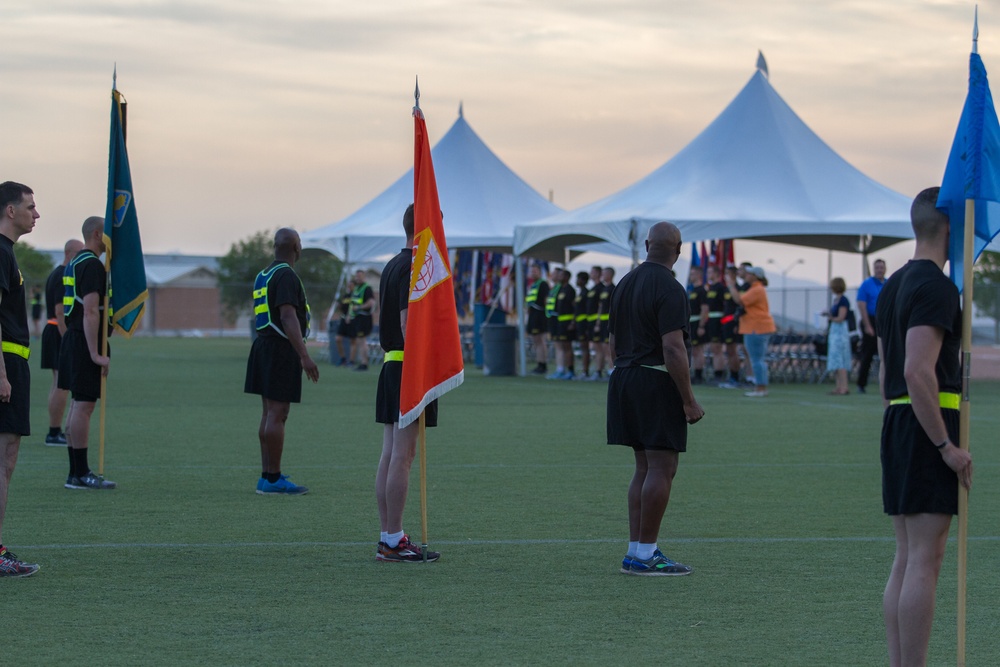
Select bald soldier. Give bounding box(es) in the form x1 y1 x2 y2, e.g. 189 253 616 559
59 216 116 490
41 238 83 446
607 221 704 576
245 228 319 495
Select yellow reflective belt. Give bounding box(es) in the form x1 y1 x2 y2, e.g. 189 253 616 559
384 350 404 362
889 392 961 410
1 342 29 359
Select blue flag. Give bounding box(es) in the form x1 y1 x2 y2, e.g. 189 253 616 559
688 242 700 289
938 52 1000 292
104 85 148 336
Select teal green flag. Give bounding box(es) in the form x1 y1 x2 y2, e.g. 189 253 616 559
104 84 148 336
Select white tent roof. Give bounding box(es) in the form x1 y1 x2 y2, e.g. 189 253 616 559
514 68 914 261
302 106 562 262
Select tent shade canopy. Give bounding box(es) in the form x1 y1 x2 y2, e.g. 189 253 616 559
302 106 562 262
514 69 914 260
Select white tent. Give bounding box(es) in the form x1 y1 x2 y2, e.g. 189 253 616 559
514 66 914 262
302 105 562 262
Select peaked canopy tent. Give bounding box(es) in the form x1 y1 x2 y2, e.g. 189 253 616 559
513 65 914 263
511 59 917 374
302 105 562 263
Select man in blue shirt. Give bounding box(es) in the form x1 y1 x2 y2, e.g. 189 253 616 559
855 258 886 394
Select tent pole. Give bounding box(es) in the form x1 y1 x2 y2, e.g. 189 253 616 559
516 255 526 376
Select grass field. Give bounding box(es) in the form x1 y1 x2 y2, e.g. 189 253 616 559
4 337 1000 665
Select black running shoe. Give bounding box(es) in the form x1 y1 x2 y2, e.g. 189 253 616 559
66 472 117 490
44 432 68 446
628 551 692 576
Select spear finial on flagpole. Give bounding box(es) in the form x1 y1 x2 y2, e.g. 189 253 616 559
413 75 423 119
974 5 980 54
113 63 117 91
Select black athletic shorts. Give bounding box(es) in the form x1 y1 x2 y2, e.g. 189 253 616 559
705 318 723 344
577 320 592 343
0 354 30 435
375 360 438 426
881 404 959 515
353 314 373 338
607 365 687 451
688 321 703 347
336 318 355 338
57 329 108 402
722 320 739 345
40 323 62 370
594 320 609 343
244 335 303 403
527 309 547 336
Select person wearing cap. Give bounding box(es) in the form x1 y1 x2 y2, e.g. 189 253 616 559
877 187 972 666
725 265 775 397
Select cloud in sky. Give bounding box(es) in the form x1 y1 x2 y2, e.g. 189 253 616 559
0 0 991 258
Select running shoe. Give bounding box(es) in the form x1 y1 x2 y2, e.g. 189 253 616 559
258 476 308 495
0 548 39 578
744 391 768 398
621 554 635 574
65 472 117 490
376 534 440 563
716 381 739 389
628 551 692 576
353 364 369 372
44 432 68 446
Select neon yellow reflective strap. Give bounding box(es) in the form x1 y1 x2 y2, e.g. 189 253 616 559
384 350 404 362
889 392 961 410
1 342 29 360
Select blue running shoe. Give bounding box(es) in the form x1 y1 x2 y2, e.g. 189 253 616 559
629 551 692 576
259 476 308 495
621 554 634 574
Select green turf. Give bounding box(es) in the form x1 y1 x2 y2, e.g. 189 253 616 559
4 338 1000 665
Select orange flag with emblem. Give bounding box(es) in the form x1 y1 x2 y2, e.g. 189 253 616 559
399 104 465 427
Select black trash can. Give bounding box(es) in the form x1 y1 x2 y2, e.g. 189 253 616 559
481 324 517 376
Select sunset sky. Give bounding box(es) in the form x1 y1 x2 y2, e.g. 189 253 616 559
3 0 995 282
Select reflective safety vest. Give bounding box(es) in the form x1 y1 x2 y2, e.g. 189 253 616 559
63 251 100 318
545 284 560 318
350 282 372 317
526 280 544 310
253 263 311 339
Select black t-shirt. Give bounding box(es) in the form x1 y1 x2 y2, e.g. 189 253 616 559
573 285 589 319
556 283 575 317
0 235 28 347
687 284 706 321
610 262 690 367
380 248 411 352
704 281 726 315
45 264 65 321
257 261 308 339
586 284 600 316
66 251 106 333
597 282 614 316
876 259 961 399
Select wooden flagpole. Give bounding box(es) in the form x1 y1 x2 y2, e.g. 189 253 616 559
957 198 974 667
98 273 110 477
418 411 429 561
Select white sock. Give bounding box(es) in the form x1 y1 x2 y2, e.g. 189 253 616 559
636 542 656 561
386 530 404 548
380 531 389 544
628 541 639 558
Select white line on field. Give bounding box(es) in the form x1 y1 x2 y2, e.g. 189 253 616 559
14 536 1000 550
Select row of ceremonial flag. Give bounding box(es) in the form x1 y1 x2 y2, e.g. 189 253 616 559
690 239 736 277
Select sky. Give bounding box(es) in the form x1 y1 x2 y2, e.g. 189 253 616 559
3 0 996 285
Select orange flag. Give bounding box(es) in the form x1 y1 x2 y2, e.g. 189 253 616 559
399 105 465 427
